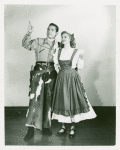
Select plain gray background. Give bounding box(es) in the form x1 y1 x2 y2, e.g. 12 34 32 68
4 5 116 106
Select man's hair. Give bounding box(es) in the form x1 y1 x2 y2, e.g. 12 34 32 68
48 23 59 32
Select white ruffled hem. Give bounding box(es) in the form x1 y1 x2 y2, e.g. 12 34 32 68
25 124 37 128
52 100 97 123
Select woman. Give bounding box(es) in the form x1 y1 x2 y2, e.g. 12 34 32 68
52 31 97 138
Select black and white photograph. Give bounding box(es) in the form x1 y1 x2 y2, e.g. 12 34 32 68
1 1 119 148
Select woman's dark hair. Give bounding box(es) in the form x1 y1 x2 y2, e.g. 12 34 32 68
48 23 59 32
60 31 76 48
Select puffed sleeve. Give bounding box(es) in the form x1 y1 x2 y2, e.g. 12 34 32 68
53 48 60 73
76 50 84 70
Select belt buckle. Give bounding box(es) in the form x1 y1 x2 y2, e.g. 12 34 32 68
42 65 47 70
46 68 49 73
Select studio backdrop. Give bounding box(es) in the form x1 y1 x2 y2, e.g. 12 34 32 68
4 5 116 106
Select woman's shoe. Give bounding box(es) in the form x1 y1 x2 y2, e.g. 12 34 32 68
69 128 75 138
56 127 67 136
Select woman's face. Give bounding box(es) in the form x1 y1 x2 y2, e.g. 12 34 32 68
61 33 70 45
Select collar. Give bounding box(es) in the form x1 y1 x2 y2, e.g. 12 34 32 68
44 37 59 50
47 37 55 41
44 37 55 45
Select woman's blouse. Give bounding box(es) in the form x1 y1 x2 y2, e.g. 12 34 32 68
53 48 84 72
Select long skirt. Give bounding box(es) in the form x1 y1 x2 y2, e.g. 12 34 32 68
52 69 97 123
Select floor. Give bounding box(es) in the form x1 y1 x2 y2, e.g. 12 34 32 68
5 107 116 146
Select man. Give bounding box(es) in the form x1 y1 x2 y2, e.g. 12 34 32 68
22 22 60 141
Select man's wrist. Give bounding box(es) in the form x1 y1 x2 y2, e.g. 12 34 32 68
27 30 32 36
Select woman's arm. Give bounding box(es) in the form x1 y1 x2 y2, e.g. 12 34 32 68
77 54 84 70
75 49 84 71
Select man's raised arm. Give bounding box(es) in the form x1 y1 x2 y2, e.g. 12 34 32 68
22 21 37 51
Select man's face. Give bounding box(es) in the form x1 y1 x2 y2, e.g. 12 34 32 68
47 25 58 39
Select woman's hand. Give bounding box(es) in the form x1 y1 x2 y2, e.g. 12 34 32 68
54 64 60 73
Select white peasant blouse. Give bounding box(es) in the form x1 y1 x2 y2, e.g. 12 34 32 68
53 48 84 72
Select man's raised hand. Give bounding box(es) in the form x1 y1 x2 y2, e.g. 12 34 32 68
27 21 34 32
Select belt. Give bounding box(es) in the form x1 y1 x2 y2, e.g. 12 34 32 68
33 61 54 70
30 66 55 74
36 61 54 66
